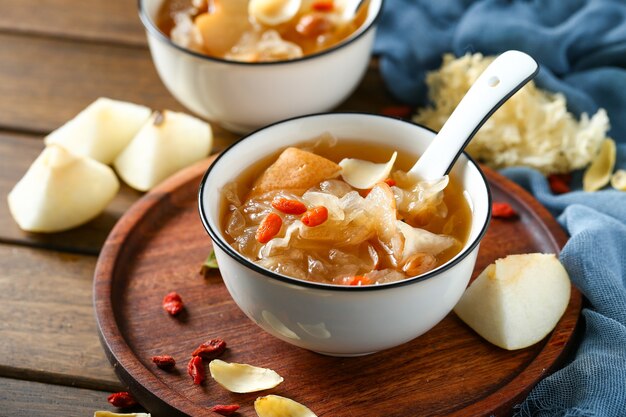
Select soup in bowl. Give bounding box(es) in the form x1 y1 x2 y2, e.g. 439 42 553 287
139 0 383 133
199 114 491 356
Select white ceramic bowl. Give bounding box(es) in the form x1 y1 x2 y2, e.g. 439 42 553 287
139 0 383 133
199 114 491 356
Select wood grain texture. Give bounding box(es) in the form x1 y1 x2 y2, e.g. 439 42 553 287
0 0 146 46
0 376 145 417
0 243 122 391
94 158 581 417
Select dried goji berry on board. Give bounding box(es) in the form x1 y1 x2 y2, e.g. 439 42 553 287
548 173 572 194
192 338 227 359
151 355 176 369
302 206 329 227
162 291 184 316
210 404 240 416
256 213 282 243
271 198 307 215
380 105 413 119
491 202 518 219
187 356 205 385
107 391 137 408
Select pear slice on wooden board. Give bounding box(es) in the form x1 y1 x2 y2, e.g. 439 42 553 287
8 145 119 233
114 110 213 192
44 97 151 164
453 253 571 350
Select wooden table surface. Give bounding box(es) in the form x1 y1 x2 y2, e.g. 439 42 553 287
0 1 399 415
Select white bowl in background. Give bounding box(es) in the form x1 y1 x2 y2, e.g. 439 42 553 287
199 113 492 356
139 0 384 133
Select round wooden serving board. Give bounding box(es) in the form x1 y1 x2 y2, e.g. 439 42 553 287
94 156 581 417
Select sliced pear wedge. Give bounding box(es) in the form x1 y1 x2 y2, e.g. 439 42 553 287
249 0 302 26
454 253 570 350
44 97 151 164
114 110 213 192
339 152 397 189
583 138 616 192
255 395 317 417
8 145 119 233
209 359 283 393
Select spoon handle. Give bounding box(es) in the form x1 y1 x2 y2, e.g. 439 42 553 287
408 50 539 181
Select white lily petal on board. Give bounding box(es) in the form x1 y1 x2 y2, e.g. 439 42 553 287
114 110 213 192
94 412 151 417
583 138 616 192
255 395 318 417
209 359 284 393
249 0 302 26
611 169 626 191
339 151 397 189
44 97 151 164
8 145 119 233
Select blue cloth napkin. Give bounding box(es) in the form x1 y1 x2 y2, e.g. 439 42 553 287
373 1 626 415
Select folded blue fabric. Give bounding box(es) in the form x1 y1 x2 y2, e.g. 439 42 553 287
374 1 626 415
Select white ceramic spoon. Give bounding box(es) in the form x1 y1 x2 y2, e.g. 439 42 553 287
408 50 539 181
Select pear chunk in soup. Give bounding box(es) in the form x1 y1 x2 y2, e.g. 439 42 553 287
454 253 571 350
114 110 213 192
44 97 151 164
8 145 119 233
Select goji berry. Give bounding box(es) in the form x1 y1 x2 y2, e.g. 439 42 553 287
192 338 227 359
187 356 205 385
380 105 413 119
383 178 396 187
107 391 137 408
312 0 334 11
256 213 282 243
210 404 240 416
343 275 371 286
272 198 307 215
302 206 328 227
162 292 184 316
548 173 571 194
151 355 176 369
491 202 517 219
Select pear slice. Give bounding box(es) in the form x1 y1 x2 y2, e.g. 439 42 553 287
454 253 571 350
8 145 119 233
339 152 397 189
249 0 302 26
44 97 151 164
114 110 213 192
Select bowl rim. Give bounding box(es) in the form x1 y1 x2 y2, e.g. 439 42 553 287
137 0 385 67
198 112 492 292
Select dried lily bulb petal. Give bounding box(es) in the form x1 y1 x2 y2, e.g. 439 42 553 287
249 0 302 26
94 412 151 417
254 395 317 417
209 359 284 393
8 145 119 233
339 152 397 189
583 138 616 192
44 97 151 164
610 169 626 191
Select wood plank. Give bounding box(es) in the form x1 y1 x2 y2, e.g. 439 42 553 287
0 0 146 46
0 133 142 254
0 243 123 391
0 377 148 417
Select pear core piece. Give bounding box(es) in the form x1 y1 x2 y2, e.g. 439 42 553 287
8 145 119 233
250 147 341 197
453 253 571 350
44 97 151 164
114 110 213 192
339 151 397 189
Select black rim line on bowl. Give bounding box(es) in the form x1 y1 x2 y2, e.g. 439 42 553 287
137 0 385 67
197 112 493 292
